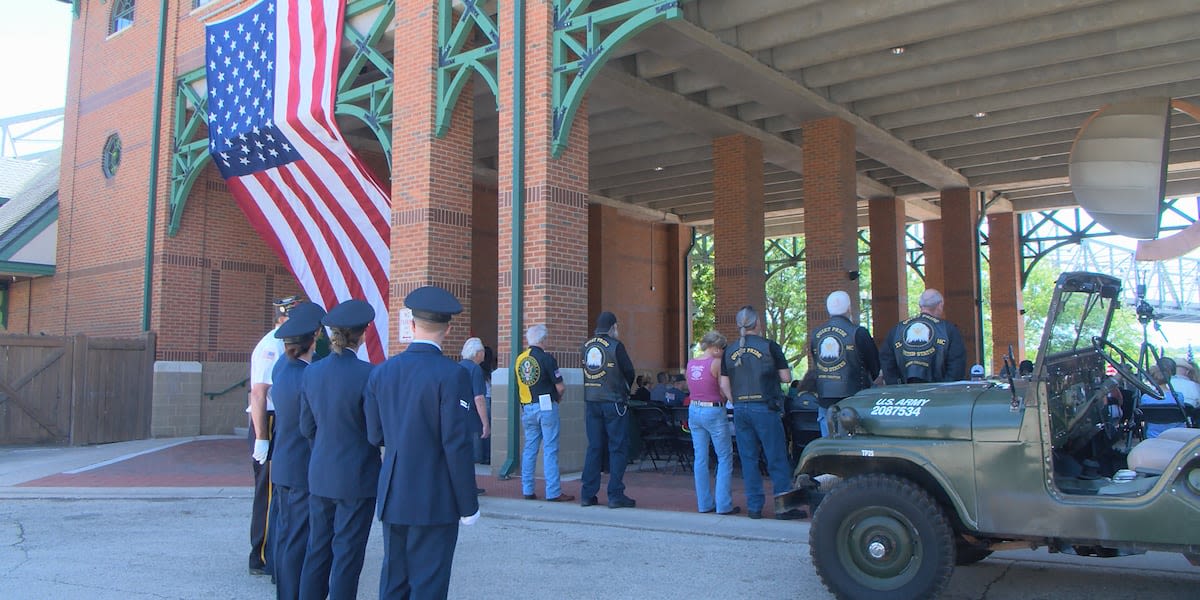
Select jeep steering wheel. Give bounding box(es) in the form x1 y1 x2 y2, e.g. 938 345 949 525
1091 337 1162 399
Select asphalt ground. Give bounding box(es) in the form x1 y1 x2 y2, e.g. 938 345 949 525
1 437 1197 599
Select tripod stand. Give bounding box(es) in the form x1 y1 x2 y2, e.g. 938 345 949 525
1131 295 1196 429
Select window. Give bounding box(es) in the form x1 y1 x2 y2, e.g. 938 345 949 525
102 134 122 179
109 0 134 35
193 0 216 7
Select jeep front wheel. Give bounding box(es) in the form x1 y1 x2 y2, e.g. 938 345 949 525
810 474 955 600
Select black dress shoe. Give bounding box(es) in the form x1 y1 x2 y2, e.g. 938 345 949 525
248 566 269 577
718 506 742 516
476 488 486 495
747 510 762 520
580 496 599 507
700 508 716 514
608 496 636 509
523 493 538 500
546 494 575 502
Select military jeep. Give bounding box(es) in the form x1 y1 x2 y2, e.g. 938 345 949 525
777 272 1200 599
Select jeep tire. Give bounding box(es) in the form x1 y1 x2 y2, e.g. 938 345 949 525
810 474 955 600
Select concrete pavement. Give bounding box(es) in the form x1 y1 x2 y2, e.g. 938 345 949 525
1 437 1197 599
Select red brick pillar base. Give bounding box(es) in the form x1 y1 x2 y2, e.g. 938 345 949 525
869 197 907 340
940 188 982 367
988 211 1025 370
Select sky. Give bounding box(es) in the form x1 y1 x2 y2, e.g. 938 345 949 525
0 0 72 155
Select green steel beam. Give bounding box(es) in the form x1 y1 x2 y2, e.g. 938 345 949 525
168 1 395 236
0 262 55 277
436 0 499 138
551 0 681 157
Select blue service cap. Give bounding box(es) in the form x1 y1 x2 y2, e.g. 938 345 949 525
273 294 304 314
404 286 462 323
323 299 375 329
274 301 326 339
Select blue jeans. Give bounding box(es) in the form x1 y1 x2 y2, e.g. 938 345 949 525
690 404 734 513
581 401 630 501
817 405 829 437
733 402 793 513
521 402 563 499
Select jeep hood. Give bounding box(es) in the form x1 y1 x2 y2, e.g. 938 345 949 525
831 382 1004 441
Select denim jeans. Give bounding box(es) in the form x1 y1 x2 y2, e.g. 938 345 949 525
580 401 630 501
817 405 829 437
521 402 563 499
689 404 734 513
733 402 793 513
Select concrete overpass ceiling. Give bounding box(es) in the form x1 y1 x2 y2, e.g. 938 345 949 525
457 0 1200 234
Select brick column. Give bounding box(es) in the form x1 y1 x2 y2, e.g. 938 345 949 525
497 1 589 366
390 0 476 353
869 197 907 340
940 188 982 367
922 220 944 295
712 135 765 341
988 211 1025 371
803 117 859 328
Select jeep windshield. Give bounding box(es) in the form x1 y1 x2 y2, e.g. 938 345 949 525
1040 272 1121 358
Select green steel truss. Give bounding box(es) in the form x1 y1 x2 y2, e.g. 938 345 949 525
168 0 395 236
435 0 499 137
551 0 681 157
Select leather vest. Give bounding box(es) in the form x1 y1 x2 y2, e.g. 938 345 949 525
724 335 783 406
812 315 864 401
893 313 949 383
581 335 627 402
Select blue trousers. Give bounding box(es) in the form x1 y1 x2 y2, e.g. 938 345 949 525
733 402 793 513
380 522 460 600
300 495 374 600
272 485 309 600
580 401 630 500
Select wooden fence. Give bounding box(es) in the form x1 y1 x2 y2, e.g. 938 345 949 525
0 332 155 446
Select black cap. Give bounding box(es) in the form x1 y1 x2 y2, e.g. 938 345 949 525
594 311 617 334
404 286 462 323
275 302 326 340
323 299 375 329
273 294 304 314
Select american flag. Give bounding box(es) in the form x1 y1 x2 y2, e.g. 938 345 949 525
205 0 390 362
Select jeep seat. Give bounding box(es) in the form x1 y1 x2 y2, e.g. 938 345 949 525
1126 428 1200 474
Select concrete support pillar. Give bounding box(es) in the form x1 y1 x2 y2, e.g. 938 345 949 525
940 188 982 367
988 211 1025 371
868 197 907 340
922 220 945 295
803 117 859 328
497 0 590 368
390 0 476 352
712 135 765 341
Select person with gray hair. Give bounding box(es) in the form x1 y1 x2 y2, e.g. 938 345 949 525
459 337 490 479
880 288 966 384
515 324 573 503
720 305 798 519
809 290 880 436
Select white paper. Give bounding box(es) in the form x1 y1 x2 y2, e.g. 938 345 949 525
538 393 552 411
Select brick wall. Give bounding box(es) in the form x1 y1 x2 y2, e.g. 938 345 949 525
868 197 907 339
941 188 982 367
802 117 860 328
988 211 1025 370
712 135 765 342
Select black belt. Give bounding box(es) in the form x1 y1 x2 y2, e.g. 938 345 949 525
692 401 724 407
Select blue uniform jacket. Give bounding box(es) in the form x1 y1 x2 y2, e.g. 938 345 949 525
270 356 311 490
364 342 478 525
299 348 380 500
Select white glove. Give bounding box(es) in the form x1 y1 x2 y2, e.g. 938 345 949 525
252 439 270 464
459 510 480 526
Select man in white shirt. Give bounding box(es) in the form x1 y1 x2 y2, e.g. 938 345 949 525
247 295 300 577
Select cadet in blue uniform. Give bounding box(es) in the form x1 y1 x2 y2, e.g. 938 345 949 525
880 289 967 384
298 299 380 600
364 286 480 600
268 301 326 600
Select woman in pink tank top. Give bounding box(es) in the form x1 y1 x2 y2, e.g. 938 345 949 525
686 331 738 515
